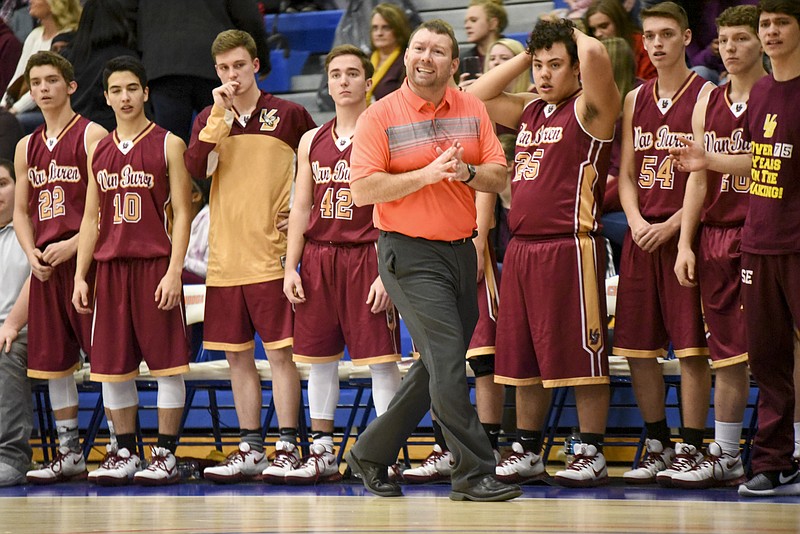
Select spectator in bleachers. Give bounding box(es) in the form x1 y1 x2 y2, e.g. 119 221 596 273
120 0 271 145
0 158 32 488
59 0 137 131
0 18 22 95
585 0 657 80
185 29 316 484
0 0 81 133
683 0 759 84
0 0 80 159
366 2 410 103
460 0 507 77
599 36 637 273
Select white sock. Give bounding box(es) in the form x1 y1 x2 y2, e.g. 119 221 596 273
714 420 743 456
308 361 339 420
369 362 401 416
315 433 334 451
55 417 80 452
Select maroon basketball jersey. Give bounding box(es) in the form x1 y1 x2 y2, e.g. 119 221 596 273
25 114 92 247
91 122 172 261
701 84 751 226
509 92 612 238
305 119 378 244
743 75 800 254
631 73 710 220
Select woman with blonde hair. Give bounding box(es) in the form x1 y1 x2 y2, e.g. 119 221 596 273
484 38 529 93
0 0 82 140
367 2 410 103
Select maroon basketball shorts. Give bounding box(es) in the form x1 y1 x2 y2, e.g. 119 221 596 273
697 225 747 367
613 231 709 359
204 279 293 352
27 255 94 379
292 242 401 365
90 257 190 381
495 235 609 387
467 244 499 358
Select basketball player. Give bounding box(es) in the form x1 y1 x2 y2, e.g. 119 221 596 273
184 30 316 483
614 1 714 486
670 5 766 489
467 18 619 487
73 55 192 486
671 0 800 498
281 45 401 485
12 51 107 484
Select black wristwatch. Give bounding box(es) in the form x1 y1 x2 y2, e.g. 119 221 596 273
464 163 477 184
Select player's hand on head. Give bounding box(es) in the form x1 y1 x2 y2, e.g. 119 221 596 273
27 249 53 282
72 280 92 314
366 276 391 314
283 270 305 304
155 271 182 310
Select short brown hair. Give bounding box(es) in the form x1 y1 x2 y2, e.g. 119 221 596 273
470 0 508 34
409 19 460 59
211 29 257 61
24 50 75 86
640 1 689 32
758 0 800 25
371 3 412 50
325 45 375 79
717 5 760 33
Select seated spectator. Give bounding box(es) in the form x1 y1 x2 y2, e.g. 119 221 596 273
461 0 507 78
366 2 410 103
0 0 81 135
684 0 758 84
60 0 136 131
183 179 211 285
585 0 656 80
0 18 22 95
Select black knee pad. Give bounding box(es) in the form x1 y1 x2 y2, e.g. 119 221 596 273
467 354 495 378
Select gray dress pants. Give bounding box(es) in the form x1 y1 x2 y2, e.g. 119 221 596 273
350 231 495 491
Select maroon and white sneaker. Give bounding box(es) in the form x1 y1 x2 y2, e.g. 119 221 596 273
284 443 342 485
26 447 88 485
495 442 547 484
402 444 453 484
622 439 674 484
656 442 703 487
671 442 746 489
204 442 268 484
134 446 179 486
92 447 141 486
554 443 609 488
261 441 301 483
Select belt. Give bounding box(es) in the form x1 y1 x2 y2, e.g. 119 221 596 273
380 230 476 245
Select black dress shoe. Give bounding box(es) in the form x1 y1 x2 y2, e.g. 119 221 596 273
450 475 522 502
345 450 403 497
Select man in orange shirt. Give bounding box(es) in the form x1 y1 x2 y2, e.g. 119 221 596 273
345 19 519 502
